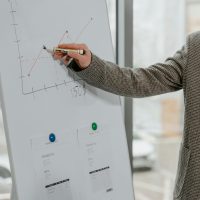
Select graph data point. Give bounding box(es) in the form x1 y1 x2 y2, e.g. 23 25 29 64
49 133 56 143
92 122 98 131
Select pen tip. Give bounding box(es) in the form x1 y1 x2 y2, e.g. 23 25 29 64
43 45 47 50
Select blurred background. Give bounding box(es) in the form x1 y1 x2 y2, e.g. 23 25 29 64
1 0 200 199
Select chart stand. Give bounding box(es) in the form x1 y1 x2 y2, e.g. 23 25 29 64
11 174 17 200
11 186 16 200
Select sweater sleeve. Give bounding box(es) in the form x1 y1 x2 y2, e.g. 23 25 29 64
69 40 188 98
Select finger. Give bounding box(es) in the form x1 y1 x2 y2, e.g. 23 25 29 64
53 51 64 58
54 51 63 55
53 54 63 60
67 52 82 60
62 55 72 65
60 55 67 65
64 55 71 62
53 52 63 56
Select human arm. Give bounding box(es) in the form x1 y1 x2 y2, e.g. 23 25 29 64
54 42 187 98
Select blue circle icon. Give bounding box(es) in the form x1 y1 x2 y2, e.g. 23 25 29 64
49 133 56 143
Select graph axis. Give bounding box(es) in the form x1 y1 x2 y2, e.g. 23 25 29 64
8 0 94 96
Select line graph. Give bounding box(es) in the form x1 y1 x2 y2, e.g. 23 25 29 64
27 47 44 77
8 0 94 96
75 17 94 42
58 30 73 44
27 29 73 77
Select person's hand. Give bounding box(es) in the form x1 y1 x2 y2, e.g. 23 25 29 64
53 43 92 70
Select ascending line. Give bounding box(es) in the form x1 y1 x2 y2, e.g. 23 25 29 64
58 30 68 44
27 29 71 77
58 30 73 44
26 18 94 77
75 17 94 42
27 47 43 77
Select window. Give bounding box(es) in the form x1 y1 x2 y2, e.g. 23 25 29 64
186 0 200 34
133 0 186 199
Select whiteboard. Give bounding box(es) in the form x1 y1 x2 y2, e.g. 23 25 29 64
0 1 134 200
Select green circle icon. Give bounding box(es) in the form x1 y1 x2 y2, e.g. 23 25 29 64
92 122 98 131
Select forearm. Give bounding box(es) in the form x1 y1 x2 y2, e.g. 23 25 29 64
71 52 185 98
55 35 188 97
